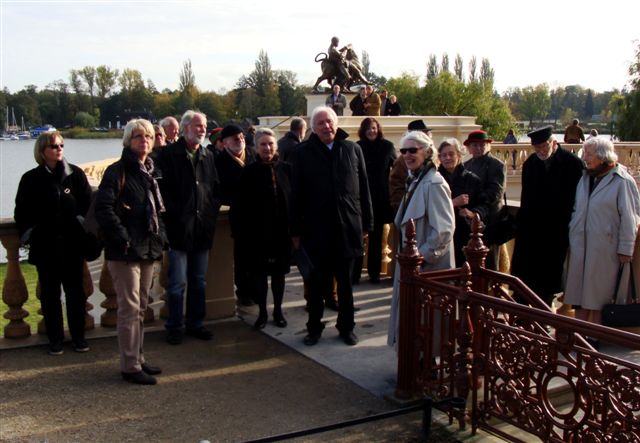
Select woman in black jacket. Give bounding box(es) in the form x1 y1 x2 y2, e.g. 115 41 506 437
230 128 292 330
437 138 488 266
14 132 92 355
355 117 397 283
95 119 167 385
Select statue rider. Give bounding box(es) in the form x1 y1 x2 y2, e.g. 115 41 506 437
328 36 351 85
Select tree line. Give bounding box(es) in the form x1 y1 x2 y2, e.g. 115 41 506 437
1 44 639 140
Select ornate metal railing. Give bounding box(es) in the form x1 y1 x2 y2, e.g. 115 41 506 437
395 216 640 441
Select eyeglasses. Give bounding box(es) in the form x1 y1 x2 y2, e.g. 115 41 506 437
47 144 64 150
400 147 419 155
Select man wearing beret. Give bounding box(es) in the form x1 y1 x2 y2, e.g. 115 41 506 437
156 110 221 344
215 124 256 307
462 130 506 270
511 125 584 306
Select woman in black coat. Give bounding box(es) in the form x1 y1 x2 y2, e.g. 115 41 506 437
230 128 292 330
355 117 397 283
14 131 91 356
95 119 166 385
437 138 488 267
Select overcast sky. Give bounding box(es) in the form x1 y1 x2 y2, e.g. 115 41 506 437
1 0 638 95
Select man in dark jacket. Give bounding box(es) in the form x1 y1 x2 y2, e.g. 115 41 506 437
462 130 506 271
511 125 584 306
157 110 221 345
290 106 373 346
277 117 307 162
215 124 256 306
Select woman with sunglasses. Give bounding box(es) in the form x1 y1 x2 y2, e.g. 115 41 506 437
387 130 455 348
15 131 92 355
95 119 167 385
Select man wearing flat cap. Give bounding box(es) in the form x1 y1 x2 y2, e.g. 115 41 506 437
511 125 583 306
462 130 506 270
215 124 256 307
157 110 221 344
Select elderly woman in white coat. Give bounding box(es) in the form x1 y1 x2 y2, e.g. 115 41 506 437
564 137 640 338
387 130 455 347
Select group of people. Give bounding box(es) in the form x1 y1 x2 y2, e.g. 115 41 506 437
339 85 400 117
14 104 638 386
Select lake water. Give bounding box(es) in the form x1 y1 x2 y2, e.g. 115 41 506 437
0 138 124 218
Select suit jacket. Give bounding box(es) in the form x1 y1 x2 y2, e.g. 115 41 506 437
325 93 347 116
290 129 373 263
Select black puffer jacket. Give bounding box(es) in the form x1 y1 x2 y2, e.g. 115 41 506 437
14 159 91 265
95 148 166 261
156 137 221 252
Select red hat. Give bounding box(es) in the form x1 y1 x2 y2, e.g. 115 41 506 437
208 127 223 143
463 130 492 146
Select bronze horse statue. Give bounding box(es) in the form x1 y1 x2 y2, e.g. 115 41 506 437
312 45 371 93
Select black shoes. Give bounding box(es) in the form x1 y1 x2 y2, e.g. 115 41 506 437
73 339 90 353
48 341 64 356
340 331 358 346
185 326 213 341
253 315 268 330
304 332 321 346
166 329 183 345
122 371 157 385
273 311 287 328
141 363 162 375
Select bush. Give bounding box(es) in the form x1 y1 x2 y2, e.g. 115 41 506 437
74 111 97 128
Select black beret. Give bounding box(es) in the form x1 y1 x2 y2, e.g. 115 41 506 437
220 124 243 141
527 125 553 145
407 119 432 132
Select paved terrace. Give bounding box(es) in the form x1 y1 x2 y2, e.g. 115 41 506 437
3 266 640 442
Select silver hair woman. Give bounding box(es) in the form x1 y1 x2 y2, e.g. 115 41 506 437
564 137 640 347
437 137 487 267
95 119 167 384
388 130 455 348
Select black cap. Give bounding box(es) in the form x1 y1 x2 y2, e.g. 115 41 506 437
220 124 243 141
408 119 432 132
527 125 553 145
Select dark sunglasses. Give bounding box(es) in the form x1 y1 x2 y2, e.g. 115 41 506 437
48 144 64 149
400 147 419 155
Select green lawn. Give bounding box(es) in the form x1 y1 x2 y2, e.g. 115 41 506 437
0 262 42 333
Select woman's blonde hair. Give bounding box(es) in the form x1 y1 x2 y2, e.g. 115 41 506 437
33 131 63 166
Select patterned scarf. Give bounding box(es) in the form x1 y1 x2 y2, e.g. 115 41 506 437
140 156 165 233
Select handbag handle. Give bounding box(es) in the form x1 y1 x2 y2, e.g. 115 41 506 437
613 263 637 304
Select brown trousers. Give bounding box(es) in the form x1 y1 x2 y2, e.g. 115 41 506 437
108 260 155 373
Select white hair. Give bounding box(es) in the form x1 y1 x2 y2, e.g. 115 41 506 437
310 106 338 129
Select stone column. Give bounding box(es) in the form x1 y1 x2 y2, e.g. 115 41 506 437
82 261 95 330
204 210 236 319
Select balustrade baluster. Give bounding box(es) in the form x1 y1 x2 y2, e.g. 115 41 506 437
159 251 169 319
0 231 31 338
380 224 392 276
99 261 117 327
395 219 424 399
82 261 95 330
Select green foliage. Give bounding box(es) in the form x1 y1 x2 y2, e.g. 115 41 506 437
517 84 551 127
74 111 97 128
385 72 420 114
615 41 640 140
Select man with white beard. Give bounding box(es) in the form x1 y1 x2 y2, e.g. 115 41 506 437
215 124 256 306
157 110 221 345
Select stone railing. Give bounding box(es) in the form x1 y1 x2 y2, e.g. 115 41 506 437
0 209 236 342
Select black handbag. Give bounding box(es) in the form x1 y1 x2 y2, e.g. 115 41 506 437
602 264 640 327
483 194 516 246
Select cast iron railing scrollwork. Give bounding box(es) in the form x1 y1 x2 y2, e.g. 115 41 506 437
396 214 640 440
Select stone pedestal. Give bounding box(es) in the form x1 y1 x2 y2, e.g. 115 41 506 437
260 111 481 149
204 208 236 319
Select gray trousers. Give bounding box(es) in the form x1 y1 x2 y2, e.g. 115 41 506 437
108 260 154 373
